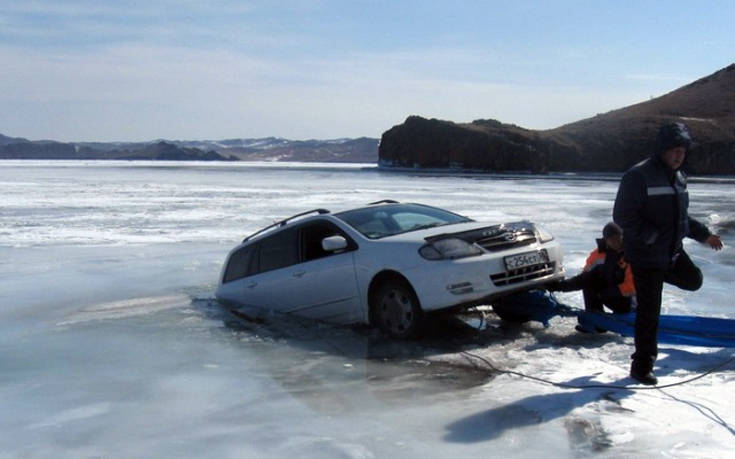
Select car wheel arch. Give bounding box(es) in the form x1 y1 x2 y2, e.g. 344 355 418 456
367 270 419 326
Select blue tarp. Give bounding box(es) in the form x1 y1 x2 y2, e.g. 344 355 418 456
580 311 735 348
496 290 735 348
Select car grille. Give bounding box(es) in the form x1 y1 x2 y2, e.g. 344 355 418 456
490 261 556 286
426 221 538 252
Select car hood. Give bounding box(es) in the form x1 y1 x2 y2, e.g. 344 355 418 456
385 220 536 243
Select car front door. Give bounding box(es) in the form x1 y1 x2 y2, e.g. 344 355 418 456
279 221 360 324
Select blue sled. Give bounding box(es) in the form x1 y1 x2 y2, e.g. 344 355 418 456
495 290 735 348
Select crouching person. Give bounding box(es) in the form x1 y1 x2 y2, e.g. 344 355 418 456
547 222 635 332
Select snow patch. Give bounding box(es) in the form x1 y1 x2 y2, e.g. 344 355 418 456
57 294 191 325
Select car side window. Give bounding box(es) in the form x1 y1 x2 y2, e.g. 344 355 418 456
300 221 354 262
223 245 257 283
258 227 299 273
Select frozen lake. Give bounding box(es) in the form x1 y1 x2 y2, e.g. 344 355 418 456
1 160 734 457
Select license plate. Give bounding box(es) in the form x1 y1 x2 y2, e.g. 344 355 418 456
504 250 548 270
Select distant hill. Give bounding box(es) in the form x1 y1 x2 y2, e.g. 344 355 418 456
379 63 735 175
181 137 379 162
0 133 30 145
112 141 233 161
0 139 234 161
0 135 379 163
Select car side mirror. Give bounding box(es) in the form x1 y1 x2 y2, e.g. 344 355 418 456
321 235 348 252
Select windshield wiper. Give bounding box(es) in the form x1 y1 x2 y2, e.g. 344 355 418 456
410 222 444 231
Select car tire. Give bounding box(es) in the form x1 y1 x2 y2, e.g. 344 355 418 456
492 300 531 323
372 280 424 339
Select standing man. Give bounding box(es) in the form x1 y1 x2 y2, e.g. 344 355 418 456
613 122 723 385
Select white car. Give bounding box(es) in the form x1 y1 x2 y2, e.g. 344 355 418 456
215 201 564 338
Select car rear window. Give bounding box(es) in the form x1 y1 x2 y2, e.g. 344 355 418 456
223 245 257 283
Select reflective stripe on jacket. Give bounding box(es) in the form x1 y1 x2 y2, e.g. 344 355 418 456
612 154 711 269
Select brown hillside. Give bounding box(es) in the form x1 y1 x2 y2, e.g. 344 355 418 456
379 64 735 175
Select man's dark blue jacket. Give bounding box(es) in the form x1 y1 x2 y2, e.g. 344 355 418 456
613 154 711 269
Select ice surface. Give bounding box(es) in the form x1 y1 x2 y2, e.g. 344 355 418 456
1 160 734 457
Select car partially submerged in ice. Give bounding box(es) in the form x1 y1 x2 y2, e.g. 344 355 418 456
216 201 564 337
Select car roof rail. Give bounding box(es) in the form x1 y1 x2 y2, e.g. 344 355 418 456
243 208 330 242
368 199 399 205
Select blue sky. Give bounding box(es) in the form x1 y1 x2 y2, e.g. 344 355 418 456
1 0 733 142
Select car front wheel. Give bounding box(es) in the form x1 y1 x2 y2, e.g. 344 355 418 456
373 280 424 339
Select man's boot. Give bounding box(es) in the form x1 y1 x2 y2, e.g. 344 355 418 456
630 361 658 385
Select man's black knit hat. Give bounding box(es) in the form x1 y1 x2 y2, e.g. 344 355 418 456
602 222 623 239
656 122 692 154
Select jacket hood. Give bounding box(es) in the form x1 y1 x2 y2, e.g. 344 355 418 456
653 122 693 172
655 122 692 155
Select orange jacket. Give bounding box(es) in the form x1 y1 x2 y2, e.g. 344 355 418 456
583 243 636 297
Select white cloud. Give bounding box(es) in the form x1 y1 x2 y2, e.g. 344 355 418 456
0 1 271 54
0 39 664 141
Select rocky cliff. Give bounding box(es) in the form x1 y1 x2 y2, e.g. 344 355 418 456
379 64 735 175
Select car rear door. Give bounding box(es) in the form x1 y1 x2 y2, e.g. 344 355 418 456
245 227 301 312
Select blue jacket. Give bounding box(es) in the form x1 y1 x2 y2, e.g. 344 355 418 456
612 154 711 269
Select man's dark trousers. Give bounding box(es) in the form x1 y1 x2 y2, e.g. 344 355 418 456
631 250 703 372
559 266 631 314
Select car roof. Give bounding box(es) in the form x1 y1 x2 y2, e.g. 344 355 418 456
241 208 331 243
239 201 401 242
239 200 468 244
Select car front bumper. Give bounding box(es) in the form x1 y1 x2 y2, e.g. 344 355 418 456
402 243 565 312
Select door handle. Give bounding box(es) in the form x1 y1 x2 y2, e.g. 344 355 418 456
292 270 306 278
247 281 258 289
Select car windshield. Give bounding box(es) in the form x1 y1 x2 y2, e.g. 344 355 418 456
334 203 472 239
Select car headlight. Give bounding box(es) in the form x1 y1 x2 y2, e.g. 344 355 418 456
419 238 484 260
535 225 555 243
